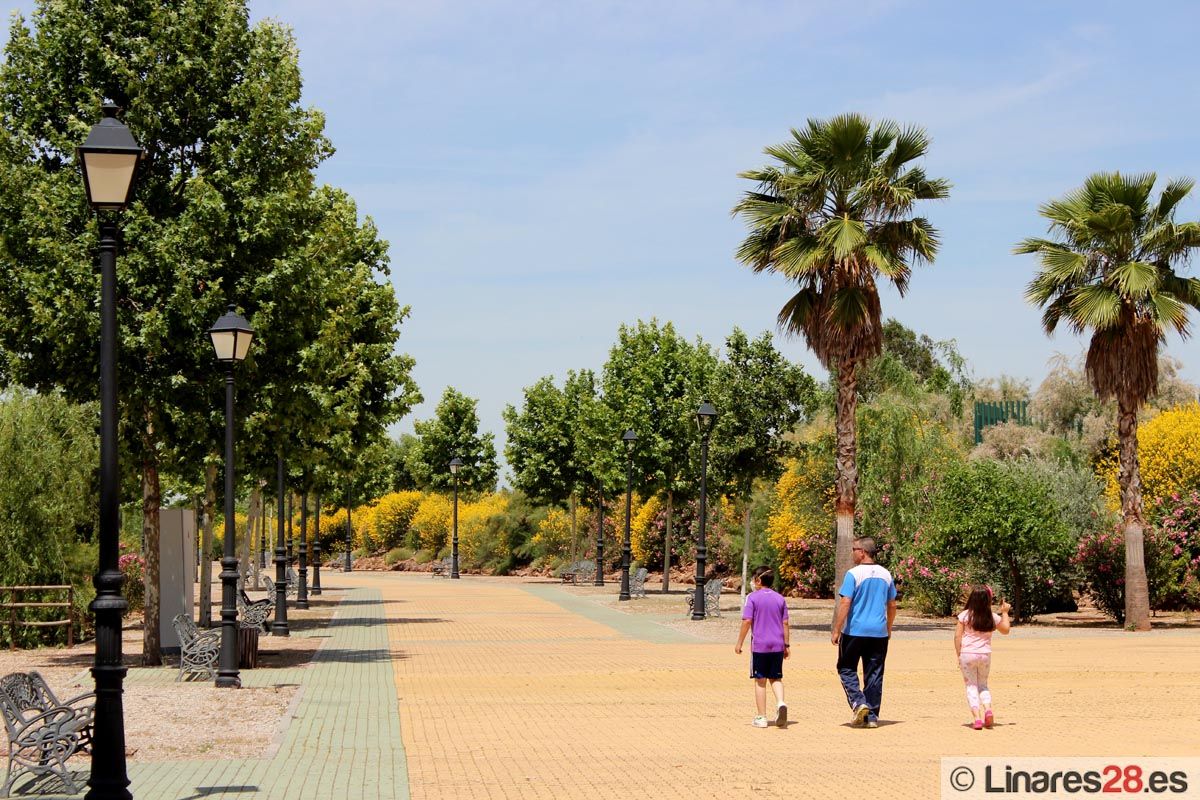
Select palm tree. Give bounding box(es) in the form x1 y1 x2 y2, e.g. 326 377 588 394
732 114 949 585
1018 172 1200 630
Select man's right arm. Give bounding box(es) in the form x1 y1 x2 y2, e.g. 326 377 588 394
831 596 851 645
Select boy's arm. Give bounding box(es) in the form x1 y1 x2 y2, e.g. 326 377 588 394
735 619 752 654
886 599 897 636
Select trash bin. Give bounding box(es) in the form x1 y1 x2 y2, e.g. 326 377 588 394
238 626 260 669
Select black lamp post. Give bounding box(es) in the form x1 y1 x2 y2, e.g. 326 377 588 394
272 454 289 636
449 457 463 579
208 306 254 688
79 102 142 800
259 503 268 570
296 492 309 610
594 486 605 587
311 496 322 595
619 430 637 602
691 401 717 621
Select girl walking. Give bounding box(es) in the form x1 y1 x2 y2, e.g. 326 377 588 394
954 586 1011 730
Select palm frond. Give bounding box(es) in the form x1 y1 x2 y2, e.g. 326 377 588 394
1067 284 1122 331
1152 176 1195 224
1108 260 1159 298
1150 292 1191 337
822 215 867 260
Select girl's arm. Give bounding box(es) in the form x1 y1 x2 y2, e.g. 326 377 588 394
954 620 964 657
996 601 1012 634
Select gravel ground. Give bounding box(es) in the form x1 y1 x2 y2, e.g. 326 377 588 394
0 567 342 763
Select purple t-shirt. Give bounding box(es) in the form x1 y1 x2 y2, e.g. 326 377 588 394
742 588 789 653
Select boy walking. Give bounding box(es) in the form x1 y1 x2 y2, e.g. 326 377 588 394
735 567 790 728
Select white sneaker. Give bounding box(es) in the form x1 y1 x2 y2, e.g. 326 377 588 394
752 716 769 728
852 704 871 727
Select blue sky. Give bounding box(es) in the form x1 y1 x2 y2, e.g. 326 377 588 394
7 1 1200 462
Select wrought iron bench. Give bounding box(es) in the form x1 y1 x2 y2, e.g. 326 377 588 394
629 567 648 599
172 614 220 682
237 586 273 632
686 578 723 618
561 560 594 585
261 570 297 603
0 671 94 798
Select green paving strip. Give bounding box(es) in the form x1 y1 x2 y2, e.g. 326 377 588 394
41 588 409 800
521 584 703 644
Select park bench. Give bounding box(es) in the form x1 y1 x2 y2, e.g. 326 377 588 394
629 567 648 599
430 557 453 578
237 585 273 632
561 560 594 585
0 671 94 798
172 614 219 682
685 579 723 618
261 570 297 604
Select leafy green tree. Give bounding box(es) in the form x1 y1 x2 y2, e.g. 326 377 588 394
0 390 98 643
409 388 498 494
733 114 949 585
504 377 579 507
708 329 816 597
386 434 422 492
857 319 970 411
0 3 419 660
601 320 717 588
1017 171 1200 630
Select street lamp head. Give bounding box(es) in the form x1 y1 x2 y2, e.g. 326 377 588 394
622 429 637 444
449 456 464 475
696 401 717 437
78 102 144 212
208 305 254 363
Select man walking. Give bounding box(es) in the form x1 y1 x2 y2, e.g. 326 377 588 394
831 537 896 728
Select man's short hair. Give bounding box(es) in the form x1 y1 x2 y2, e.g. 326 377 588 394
753 567 774 588
853 537 877 557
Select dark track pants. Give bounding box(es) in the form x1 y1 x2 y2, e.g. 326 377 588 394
837 633 889 718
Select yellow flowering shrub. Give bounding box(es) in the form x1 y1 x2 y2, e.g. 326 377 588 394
630 495 662 564
457 494 510 565
767 452 835 594
1102 403 1200 513
371 490 424 549
410 494 453 554
532 507 573 559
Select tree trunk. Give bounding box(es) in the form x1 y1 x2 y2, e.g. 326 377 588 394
199 463 216 627
569 493 578 565
834 359 860 593
1118 396 1151 631
662 490 673 593
740 502 752 603
141 448 162 667
242 488 259 589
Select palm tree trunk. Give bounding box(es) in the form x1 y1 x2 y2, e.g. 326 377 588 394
1118 396 1151 631
662 490 673 593
834 360 860 591
199 463 216 626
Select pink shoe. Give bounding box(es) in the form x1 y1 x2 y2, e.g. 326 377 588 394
984 710 994 729
972 719 983 730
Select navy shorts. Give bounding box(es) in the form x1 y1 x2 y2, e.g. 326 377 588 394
750 651 784 680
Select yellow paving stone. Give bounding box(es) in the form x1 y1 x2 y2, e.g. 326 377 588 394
372 572 1200 800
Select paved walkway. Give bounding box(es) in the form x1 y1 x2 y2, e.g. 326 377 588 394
30 573 1200 799
381 574 1200 800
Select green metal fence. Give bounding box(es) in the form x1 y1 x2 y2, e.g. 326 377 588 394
973 400 1030 444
